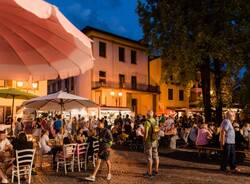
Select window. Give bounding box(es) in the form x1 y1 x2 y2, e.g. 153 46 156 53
131 76 137 89
99 41 106 57
99 71 106 84
131 50 137 64
99 71 106 77
57 80 61 91
70 77 74 91
0 80 5 87
179 90 184 101
64 78 69 92
168 89 173 100
119 74 125 88
52 83 56 92
119 47 125 62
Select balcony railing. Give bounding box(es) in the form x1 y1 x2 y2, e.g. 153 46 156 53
92 81 160 93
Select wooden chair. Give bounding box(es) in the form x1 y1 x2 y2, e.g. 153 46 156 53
12 149 35 184
75 143 89 171
56 143 77 174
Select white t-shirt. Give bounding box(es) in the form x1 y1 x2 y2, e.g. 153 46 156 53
40 134 51 154
0 138 12 152
165 118 175 129
136 125 144 137
66 122 72 134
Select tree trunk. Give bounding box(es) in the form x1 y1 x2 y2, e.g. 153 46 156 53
214 60 223 125
200 59 212 123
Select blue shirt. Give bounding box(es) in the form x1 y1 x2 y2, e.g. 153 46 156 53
54 120 62 131
221 119 235 144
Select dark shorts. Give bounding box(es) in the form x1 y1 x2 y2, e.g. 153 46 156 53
98 149 110 161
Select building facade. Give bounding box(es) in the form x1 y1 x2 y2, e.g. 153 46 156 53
149 57 190 113
48 27 160 115
0 80 47 123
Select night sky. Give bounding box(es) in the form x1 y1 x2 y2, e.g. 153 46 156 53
46 0 143 40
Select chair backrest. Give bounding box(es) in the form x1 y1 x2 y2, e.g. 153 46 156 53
77 143 89 156
93 141 99 153
63 144 77 159
16 149 36 168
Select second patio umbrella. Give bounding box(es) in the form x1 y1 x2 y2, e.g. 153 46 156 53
0 88 37 129
22 91 98 113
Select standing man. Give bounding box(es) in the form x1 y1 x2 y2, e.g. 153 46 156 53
54 115 62 134
144 110 159 177
220 111 239 173
85 119 113 182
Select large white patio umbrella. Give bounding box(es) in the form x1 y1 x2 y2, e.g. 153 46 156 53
0 0 94 81
21 91 98 112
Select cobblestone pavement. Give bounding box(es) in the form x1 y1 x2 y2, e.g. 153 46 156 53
30 149 250 184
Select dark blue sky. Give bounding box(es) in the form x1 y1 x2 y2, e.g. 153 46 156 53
46 0 143 40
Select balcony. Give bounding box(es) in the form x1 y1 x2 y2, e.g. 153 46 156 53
92 81 160 93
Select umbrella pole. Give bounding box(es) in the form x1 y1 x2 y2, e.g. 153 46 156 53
11 96 14 133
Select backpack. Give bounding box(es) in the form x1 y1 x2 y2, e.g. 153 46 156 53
149 120 160 141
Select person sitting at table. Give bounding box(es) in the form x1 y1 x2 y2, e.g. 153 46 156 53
188 123 198 147
75 128 86 143
0 131 12 153
14 118 23 137
40 130 61 165
55 128 65 146
0 131 12 184
12 132 33 151
8 132 34 173
65 120 72 135
196 124 212 146
165 123 178 149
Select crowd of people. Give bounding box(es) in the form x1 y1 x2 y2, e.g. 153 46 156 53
0 114 114 183
0 110 249 183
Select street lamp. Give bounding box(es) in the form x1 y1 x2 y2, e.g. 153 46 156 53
17 81 24 87
110 91 115 96
118 92 123 97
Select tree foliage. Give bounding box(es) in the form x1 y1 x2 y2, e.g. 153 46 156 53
137 0 250 122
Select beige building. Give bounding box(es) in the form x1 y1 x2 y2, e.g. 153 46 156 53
0 80 47 123
48 27 160 115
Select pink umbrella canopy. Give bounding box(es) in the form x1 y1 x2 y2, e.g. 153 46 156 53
0 0 94 81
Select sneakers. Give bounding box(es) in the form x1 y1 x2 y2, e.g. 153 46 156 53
230 168 241 174
107 173 112 180
2 178 9 183
152 171 159 176
85 175 96 182
143 172 153 179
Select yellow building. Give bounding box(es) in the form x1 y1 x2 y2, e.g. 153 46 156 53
149 57 190 113
83 27 160 115
0 80 47 123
